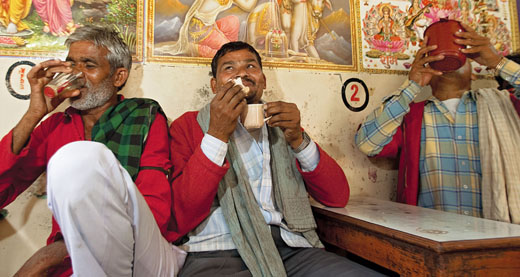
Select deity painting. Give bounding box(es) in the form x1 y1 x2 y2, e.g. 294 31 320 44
363 3 409 68
0 0 143 60
148 0 356 71
360 0 518 73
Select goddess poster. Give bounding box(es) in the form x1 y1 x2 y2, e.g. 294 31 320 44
0 0 143 60
360 0 519 74
148 0 357 71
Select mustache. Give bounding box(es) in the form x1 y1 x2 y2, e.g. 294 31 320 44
241 77 255 86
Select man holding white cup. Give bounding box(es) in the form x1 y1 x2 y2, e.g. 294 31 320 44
169 41 383 276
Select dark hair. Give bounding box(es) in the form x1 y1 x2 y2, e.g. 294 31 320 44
65 25 132 76
495 52 520 90
211 41 262 78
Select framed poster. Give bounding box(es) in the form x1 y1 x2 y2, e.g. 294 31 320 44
147 0 358 71
359 0 519 75
0 0 144 61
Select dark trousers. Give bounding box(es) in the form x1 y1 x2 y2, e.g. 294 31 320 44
178 226 386 276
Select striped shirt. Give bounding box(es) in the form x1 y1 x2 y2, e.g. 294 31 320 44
186 122 319 251
356 59 520 217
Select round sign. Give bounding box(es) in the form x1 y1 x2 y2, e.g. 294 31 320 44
341 78 369 112
5 60 35 100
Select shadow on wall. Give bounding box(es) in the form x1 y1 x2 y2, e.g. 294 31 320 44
121 64 145 98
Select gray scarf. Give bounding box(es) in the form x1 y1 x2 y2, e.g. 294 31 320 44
196 103 322 276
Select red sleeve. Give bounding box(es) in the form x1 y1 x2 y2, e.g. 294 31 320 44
0 131 30 207
0 114 62 208
298 144 349 207
168 112 229 239
373 126 403 158
134 113 172 236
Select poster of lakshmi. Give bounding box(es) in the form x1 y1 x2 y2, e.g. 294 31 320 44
148 0 357 71
360 0 519 74
0 0 143 60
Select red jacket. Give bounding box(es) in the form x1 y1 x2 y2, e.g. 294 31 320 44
168 111 350 238
0 105 173 276
376 95 520 205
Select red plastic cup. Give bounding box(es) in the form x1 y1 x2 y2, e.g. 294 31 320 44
424 19 466 72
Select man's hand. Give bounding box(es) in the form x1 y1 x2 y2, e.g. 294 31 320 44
409 37 444 86
11 60 80 154
265 101 303 149
456 23 502 69
14 240 68 277
207 81 246 142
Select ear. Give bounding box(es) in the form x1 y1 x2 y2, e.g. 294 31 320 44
112 67 129 88
210 77 218 94
262 73 266 90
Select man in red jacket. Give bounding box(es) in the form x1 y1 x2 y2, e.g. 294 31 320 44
356 23 520 222
169 41 383 276
1 26 185 276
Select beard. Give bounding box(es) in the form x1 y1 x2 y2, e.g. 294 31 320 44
71 77 114 111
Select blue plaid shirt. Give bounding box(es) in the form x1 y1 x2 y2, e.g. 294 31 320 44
418 92 482 217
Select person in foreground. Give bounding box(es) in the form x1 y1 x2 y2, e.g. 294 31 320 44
356 23 520 223
169 41 384 276
0 25 185 276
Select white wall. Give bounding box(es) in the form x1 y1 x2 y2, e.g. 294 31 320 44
0 57 497 275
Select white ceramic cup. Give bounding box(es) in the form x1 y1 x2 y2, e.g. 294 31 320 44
243 104 270 130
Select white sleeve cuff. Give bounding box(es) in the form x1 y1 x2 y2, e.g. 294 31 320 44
200 134 228 166
294 140 320 172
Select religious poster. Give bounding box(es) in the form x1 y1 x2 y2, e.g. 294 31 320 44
147 0 358 71
360 0 519 74
0 0 144 60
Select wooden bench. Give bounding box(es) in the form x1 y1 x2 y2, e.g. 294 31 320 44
312 196 520 276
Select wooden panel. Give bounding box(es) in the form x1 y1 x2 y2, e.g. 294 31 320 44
313 206 520 276
439 250 520 275
314 211 434 276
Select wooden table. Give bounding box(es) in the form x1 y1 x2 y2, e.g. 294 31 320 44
312 196 520 276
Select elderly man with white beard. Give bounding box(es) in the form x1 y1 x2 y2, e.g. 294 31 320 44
0 25 186 276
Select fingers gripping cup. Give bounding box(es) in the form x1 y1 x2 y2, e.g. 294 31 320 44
243 104 271 130
44 72 85 98
424 19 466 71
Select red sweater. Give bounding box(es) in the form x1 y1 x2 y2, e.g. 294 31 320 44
168 111 350 238
376 95 520 205
0 106 173 276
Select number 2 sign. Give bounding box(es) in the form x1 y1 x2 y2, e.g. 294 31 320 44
341 78 369 112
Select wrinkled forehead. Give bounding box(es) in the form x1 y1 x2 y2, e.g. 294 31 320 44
67 41 109 61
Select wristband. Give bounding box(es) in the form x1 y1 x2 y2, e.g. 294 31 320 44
494 57 508 77
293 131 311 153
